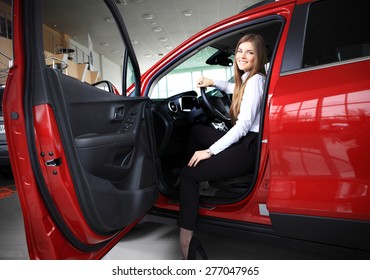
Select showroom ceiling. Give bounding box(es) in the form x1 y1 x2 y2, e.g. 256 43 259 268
42 0 262 72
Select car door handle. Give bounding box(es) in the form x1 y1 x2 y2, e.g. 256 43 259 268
112 106 125 121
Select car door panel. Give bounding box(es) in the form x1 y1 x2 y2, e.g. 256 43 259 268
52 72 148 183
42 69 158 234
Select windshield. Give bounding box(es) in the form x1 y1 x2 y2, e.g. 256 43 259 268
150 46 234 99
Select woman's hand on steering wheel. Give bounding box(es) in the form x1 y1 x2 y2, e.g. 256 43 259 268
196 76 231 122
196 77 214 87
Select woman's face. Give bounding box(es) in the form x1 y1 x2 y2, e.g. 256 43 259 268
236 41 256 72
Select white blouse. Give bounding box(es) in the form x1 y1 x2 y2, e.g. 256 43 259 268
209 72 265 155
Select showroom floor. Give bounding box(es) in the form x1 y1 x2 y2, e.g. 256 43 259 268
0 174 336 260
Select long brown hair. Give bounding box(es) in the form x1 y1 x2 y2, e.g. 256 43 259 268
229 34 267 124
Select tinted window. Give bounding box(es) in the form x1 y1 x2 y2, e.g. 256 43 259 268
303 0 370 68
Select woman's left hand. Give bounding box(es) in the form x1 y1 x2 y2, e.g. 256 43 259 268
188 150 212 167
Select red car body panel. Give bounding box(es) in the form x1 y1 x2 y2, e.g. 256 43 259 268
268 61 370 220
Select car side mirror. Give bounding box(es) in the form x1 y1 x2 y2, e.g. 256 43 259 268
92 80 120 95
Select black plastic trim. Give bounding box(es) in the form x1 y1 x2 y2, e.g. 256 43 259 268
149 207 275 235
281 2 310 73
270 213 370 252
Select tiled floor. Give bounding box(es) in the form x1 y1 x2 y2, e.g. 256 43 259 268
0 192 28 260
0 174 336 260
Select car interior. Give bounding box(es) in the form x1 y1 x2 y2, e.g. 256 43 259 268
149 20 282 204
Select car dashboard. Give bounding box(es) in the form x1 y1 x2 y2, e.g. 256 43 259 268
151 90 204 158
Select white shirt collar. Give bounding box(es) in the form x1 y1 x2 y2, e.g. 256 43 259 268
241 71 250 82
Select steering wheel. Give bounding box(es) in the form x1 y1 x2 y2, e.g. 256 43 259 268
200 87 231 122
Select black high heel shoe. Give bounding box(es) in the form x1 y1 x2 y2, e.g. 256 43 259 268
187 237 208 260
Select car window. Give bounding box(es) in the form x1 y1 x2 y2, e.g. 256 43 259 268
303 0 370 68
150 46 234 99
42 0 126 94
125 56 136 94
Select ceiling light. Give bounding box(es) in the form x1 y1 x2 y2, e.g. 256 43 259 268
131 40 139 45
152 27 162 32
143 13 154 20
165 45 172 50
158 37 168 42
145 54 152 58
100 42 110 47
183 10 193 17
105 17 115 23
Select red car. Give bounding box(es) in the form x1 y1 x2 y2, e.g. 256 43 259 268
3 0 370 259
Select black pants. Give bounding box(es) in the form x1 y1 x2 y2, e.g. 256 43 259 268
177 124 258 230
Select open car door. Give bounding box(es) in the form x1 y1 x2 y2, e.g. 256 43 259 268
3 0 158 259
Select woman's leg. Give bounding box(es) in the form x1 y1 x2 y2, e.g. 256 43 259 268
178 125 226 259
179 228 193 259
178 132 258 258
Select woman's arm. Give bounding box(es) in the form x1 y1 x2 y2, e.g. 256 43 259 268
196 77 235 93
213 79 235 93
209 74 265 155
